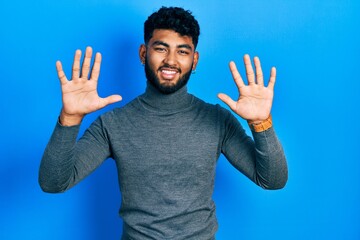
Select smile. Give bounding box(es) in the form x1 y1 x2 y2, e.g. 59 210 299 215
161 69 177 75
159 67 180 80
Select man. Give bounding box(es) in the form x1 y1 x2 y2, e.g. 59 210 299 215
39 6 288 240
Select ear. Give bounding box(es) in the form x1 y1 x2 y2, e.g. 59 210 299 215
192 51 199 70
139 44 147 64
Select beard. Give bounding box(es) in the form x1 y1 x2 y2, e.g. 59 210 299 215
144 58 192 94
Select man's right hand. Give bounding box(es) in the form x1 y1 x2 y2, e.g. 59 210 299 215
56 46 122 126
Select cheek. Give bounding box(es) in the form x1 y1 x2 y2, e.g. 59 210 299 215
146 57 158 70
180 58 195 71
147 54 164 69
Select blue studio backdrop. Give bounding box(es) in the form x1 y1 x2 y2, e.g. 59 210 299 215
1 0 359 239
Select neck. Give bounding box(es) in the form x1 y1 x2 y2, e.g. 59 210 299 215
139 81 193 112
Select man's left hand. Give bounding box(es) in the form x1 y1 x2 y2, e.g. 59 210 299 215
218 54 276 123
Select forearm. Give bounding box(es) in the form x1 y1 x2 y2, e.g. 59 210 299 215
222 113 288 190
39 122 80 193
39 115 112 193
251 127 288 189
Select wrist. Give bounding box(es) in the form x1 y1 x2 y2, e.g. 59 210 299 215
247 115 272 132
59 110 84 126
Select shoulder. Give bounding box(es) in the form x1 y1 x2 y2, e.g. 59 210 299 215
192 95 232 117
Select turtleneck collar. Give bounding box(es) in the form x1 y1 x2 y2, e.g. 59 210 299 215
138 81 194 112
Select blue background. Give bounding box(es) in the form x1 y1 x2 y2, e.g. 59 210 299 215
1 0 359 239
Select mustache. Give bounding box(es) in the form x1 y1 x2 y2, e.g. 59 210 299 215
158 64 181 73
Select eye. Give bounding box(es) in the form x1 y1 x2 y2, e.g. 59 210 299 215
178 50 190 55
155 47 166 53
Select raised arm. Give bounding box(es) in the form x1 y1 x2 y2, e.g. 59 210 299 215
39 47 121 193
218 54 287 189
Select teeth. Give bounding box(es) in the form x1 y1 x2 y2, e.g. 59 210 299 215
162 70 177 74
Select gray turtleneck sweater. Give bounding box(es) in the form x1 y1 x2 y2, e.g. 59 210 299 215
39 83 287 240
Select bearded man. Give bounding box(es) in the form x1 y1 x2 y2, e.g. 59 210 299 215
39 6 288 240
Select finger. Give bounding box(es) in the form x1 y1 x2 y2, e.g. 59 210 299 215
267 67 276 90
81 46 93 79
254 56 264 86
229 61 245 92
99 95 122 108
90 52 102 81
244 54 255 85
56 61 68 85
72 49 82 80
217 93 237 111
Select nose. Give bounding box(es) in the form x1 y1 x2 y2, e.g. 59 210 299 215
163 50 177 66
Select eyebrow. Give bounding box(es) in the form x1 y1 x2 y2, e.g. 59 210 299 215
151 41 193 51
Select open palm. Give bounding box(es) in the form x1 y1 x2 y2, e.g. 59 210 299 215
57 47 122 125
218 54 276 122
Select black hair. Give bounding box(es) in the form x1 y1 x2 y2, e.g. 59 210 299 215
144 6 200 49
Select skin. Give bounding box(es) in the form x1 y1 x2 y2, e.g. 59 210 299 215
56 30 276 126
56 47 122 126
218 55 276 123
139 29 199 94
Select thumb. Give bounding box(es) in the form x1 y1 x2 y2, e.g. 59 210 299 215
218 93 236 111
100 94 122 108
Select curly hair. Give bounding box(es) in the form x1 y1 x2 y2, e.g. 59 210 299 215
144 6 200 49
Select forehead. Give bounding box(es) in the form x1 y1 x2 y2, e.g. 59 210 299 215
149 29 194 48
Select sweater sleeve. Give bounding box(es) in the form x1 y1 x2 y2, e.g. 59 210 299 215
220 110 288 189
39 116 112 193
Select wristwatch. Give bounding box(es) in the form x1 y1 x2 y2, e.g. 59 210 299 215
248 115 272 132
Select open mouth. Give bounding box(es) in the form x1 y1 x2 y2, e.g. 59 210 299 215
159 68 180 80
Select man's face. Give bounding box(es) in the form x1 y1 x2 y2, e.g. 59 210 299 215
139 29 199 94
